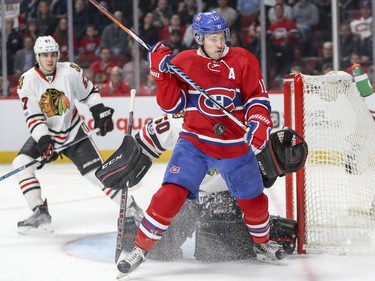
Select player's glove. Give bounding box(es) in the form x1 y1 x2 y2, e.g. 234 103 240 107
37 135 59 162
244 114 272 155
148 42 173 80
90 103 114 136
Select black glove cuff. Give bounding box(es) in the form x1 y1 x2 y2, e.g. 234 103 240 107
90 103 105 115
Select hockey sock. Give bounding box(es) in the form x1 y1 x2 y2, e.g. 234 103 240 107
237 193 270 244
135 183 189 251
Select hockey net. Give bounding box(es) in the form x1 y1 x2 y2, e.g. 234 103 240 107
283 71 375 254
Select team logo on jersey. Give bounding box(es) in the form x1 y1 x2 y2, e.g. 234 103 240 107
39 88 70 117
207 62 220 72
17 76 24 89
70 63 81 72
170 166 180 173
198 87 236 117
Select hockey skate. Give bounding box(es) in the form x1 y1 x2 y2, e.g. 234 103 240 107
117 245 147 277
18 199 52 234
253 241 287 265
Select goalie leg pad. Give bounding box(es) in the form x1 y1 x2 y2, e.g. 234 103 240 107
195 191 255 261
195 220 255 262
95 135 152 189
269 215 297 255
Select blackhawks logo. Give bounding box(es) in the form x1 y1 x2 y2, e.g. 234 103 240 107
39 88 70 117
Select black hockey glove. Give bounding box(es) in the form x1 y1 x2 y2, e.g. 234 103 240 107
90 103 114 136
37 135 59 163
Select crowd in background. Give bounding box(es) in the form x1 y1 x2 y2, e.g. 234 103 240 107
0 0 373 96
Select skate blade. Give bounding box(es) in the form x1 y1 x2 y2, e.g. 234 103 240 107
18 224 53 235
256 254 288 266
116 271 129 280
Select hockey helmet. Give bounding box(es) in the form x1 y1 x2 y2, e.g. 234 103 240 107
34 36 60 63
192 11 230 45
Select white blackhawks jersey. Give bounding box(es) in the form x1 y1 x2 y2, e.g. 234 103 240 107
136 112 228 194
17 62 102 146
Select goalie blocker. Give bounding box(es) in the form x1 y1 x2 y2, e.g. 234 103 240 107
95 135 152 189
256 128 308 187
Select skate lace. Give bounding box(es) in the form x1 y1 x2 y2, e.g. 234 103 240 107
127 247 145 265
259 241 282 254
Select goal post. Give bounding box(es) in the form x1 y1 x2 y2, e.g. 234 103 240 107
283 71 375 254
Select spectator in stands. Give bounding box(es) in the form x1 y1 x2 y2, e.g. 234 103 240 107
245 24 261 62
228 30 243 48
89 47 116 86
100 10 131 57
20 0 38 19
350 1 373 66
23 19 40 42
344 52 367 74
236 0 260 16
100 66 131 96
14 36 36 76
292 0 319 55
164 29 186 55
5 17 24 75
339 22 360 70
267 3 299 76
181 24 198 50
350 1 372 41
50 0 67 19
177 0 198 27
151 0 174 30
73 0 90 44
322 63 333 74
87 0 111 35
140 73 157 95
159 14 186 43
78 24 101 57
314 41 333 75
268 0 292 23
139 12 160 48
214 0 238 30
36 0 58 36
52 17 78 62
122 48 149 89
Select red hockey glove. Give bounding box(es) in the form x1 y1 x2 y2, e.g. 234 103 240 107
37 135 59 162
148 42 173 80
90 103 114 136
244 114 272 155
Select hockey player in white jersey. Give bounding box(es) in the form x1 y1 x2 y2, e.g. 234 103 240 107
12 36 142 234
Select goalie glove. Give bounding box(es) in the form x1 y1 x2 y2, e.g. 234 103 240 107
90 103 114 136
148 42 173 80
256 128 308 187
244 114 272 155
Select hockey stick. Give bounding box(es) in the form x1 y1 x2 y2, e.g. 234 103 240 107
87 0 247 132
0 128 100 182
115 89 136 263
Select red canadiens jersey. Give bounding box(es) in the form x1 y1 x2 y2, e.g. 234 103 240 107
155 47 271 159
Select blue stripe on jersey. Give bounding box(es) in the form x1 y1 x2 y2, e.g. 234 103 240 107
162 90 187 114
180 131 244 146
243 97 271 116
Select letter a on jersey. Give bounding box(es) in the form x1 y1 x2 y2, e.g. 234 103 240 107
228 67 235 80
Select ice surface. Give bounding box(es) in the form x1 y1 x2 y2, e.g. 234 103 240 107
1 163 374 281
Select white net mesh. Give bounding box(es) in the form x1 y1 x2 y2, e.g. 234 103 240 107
299 71 375 252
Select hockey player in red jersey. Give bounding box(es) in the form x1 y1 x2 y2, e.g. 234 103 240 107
117 10 286 275
12 36 142 234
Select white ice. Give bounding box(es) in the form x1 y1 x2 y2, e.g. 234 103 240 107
1 163 375 281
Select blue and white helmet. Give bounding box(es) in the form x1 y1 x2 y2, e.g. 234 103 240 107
34 36 60 64
192 11 230 45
